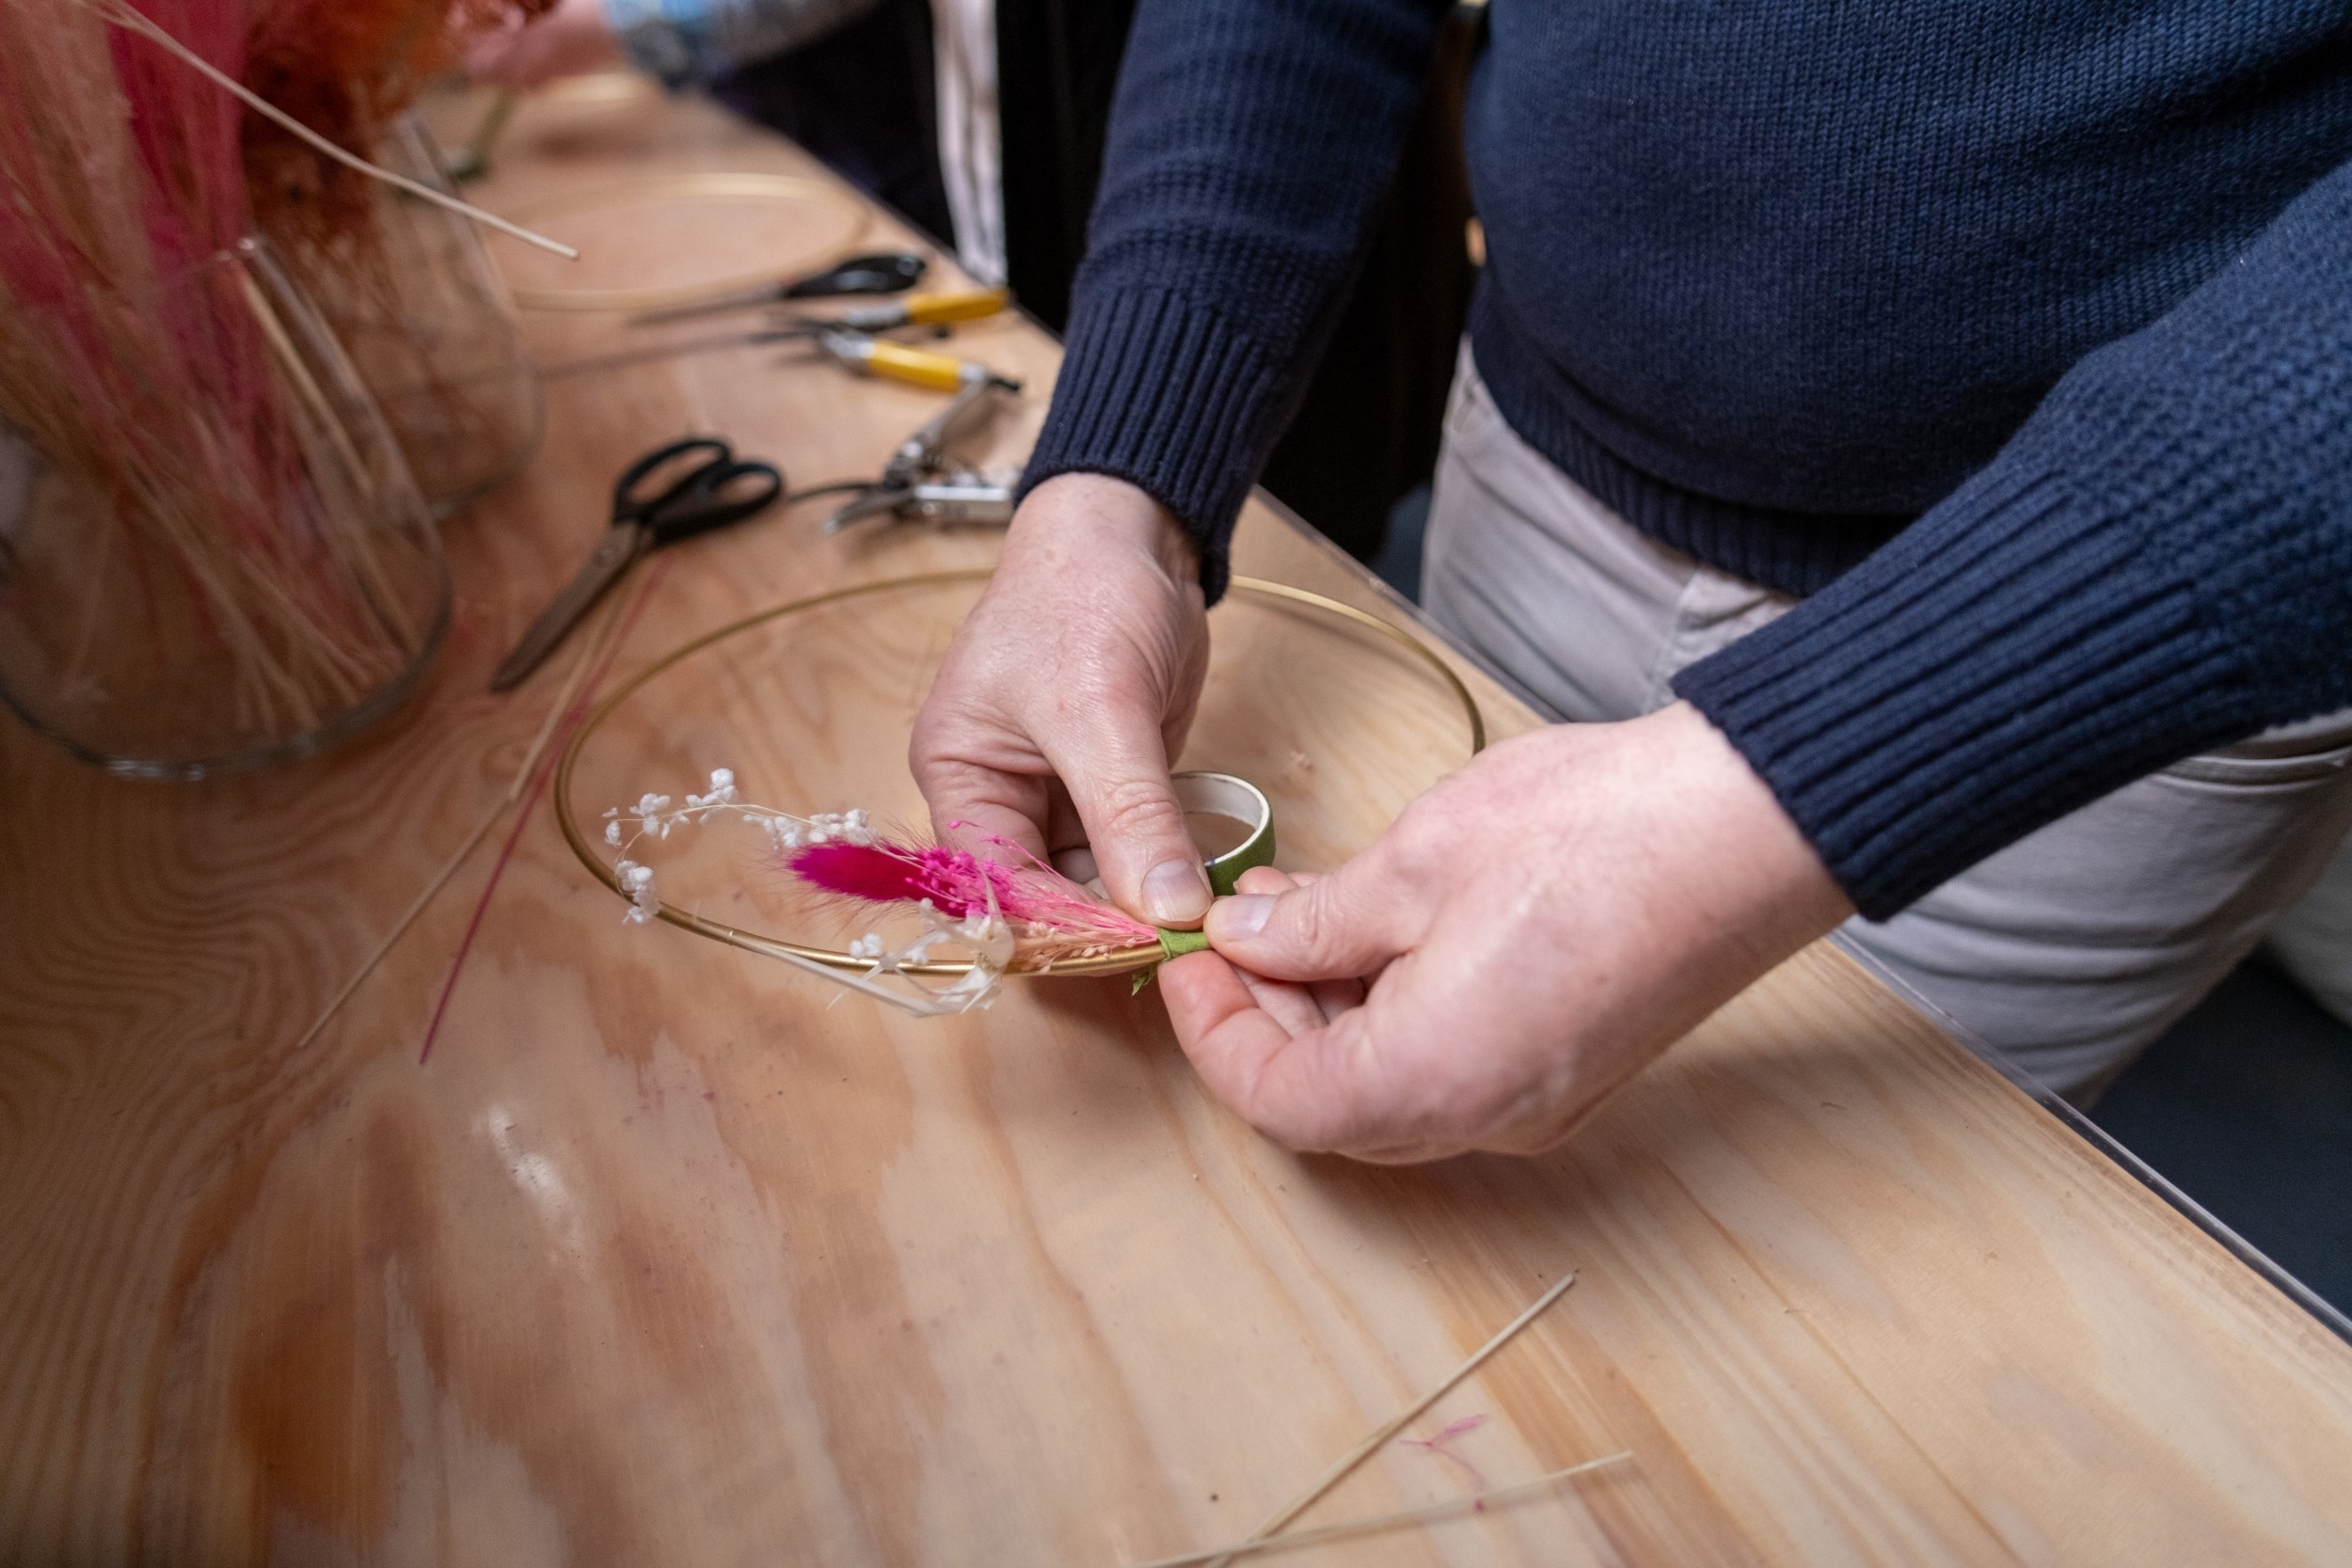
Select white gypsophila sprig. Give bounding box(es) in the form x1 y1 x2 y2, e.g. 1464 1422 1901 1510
615 859 660 924
599 768 1005 1017
599 767 869 864
835 893 1012 1012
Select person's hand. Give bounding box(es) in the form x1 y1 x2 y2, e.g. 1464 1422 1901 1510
911 473 1216 927
464 0 625 91
1161 703 1853 1161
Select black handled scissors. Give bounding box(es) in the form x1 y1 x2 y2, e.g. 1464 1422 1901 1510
490 437 782 693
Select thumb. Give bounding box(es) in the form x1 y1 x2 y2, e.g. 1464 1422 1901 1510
1055 731 1212 929
1203 859 1413 981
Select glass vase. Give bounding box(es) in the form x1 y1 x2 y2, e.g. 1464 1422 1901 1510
269 113 544 516
0 238 449 778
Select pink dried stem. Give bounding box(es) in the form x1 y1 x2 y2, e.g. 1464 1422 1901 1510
1398 1413 1492 1493
417 557 675 1065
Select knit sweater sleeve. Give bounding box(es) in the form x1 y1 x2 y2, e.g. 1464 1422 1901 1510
1673 157 2352 922
1017 0 1454 599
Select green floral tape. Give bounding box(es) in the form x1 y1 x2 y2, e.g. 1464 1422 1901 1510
1175 770 1276 896
1142 772 1274 978
1156 927 1211 959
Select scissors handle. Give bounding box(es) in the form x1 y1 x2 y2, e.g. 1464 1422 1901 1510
615 437 784 546
491 437 785 693
613 438 733 517
646 458 784 545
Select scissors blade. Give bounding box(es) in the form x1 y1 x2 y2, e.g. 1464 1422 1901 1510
489 524 647 693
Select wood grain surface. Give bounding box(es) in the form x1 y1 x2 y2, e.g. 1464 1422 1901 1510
5 85 2351 1568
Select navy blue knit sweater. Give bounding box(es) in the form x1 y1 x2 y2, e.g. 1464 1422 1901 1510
1022 0 2352 919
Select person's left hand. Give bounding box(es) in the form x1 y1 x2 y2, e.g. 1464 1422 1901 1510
1158 702 1854 1162
464 0 625 91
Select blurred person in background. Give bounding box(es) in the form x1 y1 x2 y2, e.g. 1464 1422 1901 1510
471 0 1480 570
466 0 961 256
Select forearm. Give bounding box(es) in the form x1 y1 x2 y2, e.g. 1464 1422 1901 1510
1677 156 2352 919
1022 0 1454 599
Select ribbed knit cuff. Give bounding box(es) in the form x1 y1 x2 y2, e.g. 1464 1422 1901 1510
1019 287 1287 603
1672 460 2252 920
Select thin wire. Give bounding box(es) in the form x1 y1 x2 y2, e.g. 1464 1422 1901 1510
502 585 631 805
87 0 580 261
419 559 669 1063
286 803 503 1055
1207 1271 1579 1567
286 578 633 1056
1121 1452 1634 1568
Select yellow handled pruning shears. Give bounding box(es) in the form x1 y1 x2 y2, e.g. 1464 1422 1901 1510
825 288 1009 332
804 330 1001 393
741 287 1013 390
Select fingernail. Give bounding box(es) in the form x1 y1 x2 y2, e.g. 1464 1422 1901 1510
1206 894 1273 942
1142 858 1213 925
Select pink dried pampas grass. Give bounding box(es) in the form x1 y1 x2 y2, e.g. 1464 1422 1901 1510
597 772 1177 1016
789 832 1163 966
0 0 439 746
239 0 555 241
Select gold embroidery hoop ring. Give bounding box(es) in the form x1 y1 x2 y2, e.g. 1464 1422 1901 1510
493 171 869 312
554 571 1486 979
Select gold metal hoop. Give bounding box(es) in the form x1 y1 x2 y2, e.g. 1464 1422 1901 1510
494 172 868 311
554 572 1486 978
532 71 660 112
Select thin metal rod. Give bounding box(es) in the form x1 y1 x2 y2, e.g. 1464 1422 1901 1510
287 796 504 1054
1125 1451 1634 1568
1206 1271 1579 1567
416 566 660 1063
88 0 579 260
288 584 628 1054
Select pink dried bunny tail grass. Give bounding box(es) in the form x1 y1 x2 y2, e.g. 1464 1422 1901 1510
787 834 1158 966
1 0 442 735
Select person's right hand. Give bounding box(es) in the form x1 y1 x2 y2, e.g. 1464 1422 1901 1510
910 472 1216 928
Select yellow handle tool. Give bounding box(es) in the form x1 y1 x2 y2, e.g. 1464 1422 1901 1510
903 287 1010 325
818 331 977 393
835 287 1010 332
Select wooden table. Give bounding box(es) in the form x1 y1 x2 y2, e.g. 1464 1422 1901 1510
6 83 2352 1568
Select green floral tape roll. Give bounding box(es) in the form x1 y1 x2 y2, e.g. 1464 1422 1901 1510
1174 770 1276 895
1148 771 1275 967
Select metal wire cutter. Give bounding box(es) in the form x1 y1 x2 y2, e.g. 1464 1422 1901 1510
823 360 1024 532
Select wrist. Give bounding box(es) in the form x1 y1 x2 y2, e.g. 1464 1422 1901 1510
1011 472 1198 588
1648 702 1852 944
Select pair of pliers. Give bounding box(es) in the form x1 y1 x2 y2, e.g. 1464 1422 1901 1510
823 363 1023 532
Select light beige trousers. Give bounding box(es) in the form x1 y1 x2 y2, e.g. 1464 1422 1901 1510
1422 346 2352 1094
